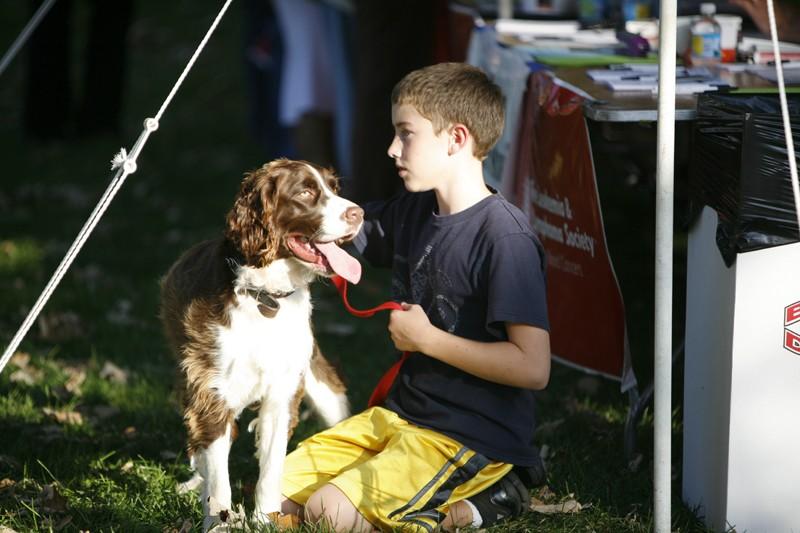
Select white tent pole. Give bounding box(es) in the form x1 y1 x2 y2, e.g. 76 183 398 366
654 0 677 530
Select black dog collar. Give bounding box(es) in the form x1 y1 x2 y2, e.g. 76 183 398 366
238 285 295 318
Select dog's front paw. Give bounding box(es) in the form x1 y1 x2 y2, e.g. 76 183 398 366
204 497 245 532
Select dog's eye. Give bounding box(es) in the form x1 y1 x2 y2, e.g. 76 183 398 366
296 189 315 201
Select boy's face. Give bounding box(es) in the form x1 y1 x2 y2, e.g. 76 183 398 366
388 104 452 193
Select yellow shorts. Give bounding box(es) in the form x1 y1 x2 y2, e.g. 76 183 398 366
282 406 512 532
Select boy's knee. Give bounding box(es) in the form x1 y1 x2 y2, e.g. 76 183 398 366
305 484 376 532
280 495 303 517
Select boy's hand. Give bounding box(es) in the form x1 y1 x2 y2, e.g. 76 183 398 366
388 303 432 352
388 306 551 389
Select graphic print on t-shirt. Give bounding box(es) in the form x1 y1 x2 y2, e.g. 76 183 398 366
395 242 459 334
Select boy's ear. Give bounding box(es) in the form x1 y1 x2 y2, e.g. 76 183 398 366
448 123 470 155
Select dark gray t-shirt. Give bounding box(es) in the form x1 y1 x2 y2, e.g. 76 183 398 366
354 190 548 465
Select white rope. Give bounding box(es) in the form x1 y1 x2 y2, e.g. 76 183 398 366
766 0 800 235
155 0 234 122
0 0 235 376
0 0 58 78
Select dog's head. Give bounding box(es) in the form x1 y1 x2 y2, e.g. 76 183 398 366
224 159 364 283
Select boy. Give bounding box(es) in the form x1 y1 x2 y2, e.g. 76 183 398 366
280 62 551 532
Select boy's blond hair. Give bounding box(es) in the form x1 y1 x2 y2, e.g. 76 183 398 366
391 62 505 160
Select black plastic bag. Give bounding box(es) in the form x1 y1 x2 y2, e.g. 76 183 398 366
689 93 800 266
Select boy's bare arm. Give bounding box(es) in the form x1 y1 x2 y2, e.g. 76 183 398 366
388 304 551 390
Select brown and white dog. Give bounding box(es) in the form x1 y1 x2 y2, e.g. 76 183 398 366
160 159 363 529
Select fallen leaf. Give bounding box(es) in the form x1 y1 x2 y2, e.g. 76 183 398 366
530 498 583 514
10 352 30 368
0 478 16 495
177 519 192 533
0 526 20 533
9 368 42 386
99 361 129 384
42 407 83 426
120 461 134 473
123 426 137 438
8 353 43 385
64 367 87 395
37 484 68 513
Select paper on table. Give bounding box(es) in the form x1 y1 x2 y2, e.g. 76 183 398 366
654 83 725 95
587 66 712 81
605 79 659 91
587 65 721 92
495 19 579 37
607 79 727 92
746 63 800 84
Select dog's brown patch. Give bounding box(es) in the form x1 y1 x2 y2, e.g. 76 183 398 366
160 240 239 453
310 342 346 394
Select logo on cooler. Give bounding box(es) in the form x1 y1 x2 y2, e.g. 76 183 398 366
784 301 800 356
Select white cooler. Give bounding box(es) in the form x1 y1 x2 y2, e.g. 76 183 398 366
683 206 800 532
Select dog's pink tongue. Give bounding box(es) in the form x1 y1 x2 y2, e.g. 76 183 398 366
315 241 362 284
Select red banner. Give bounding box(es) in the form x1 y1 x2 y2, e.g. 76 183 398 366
513 71 634 390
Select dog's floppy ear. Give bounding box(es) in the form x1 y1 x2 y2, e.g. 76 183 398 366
225 162 280 267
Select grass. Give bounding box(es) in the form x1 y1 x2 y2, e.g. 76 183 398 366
0 2 708 531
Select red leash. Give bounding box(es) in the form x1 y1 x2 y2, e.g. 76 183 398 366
330 275 407 408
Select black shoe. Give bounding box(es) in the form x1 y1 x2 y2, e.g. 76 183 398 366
467 470 529 527
512 453 547 490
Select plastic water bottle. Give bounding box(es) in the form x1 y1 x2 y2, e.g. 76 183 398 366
690 3 722 65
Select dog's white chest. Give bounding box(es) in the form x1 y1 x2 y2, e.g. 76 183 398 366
214 289 313 411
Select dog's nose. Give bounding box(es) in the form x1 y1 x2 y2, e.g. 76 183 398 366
344 206 364 225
